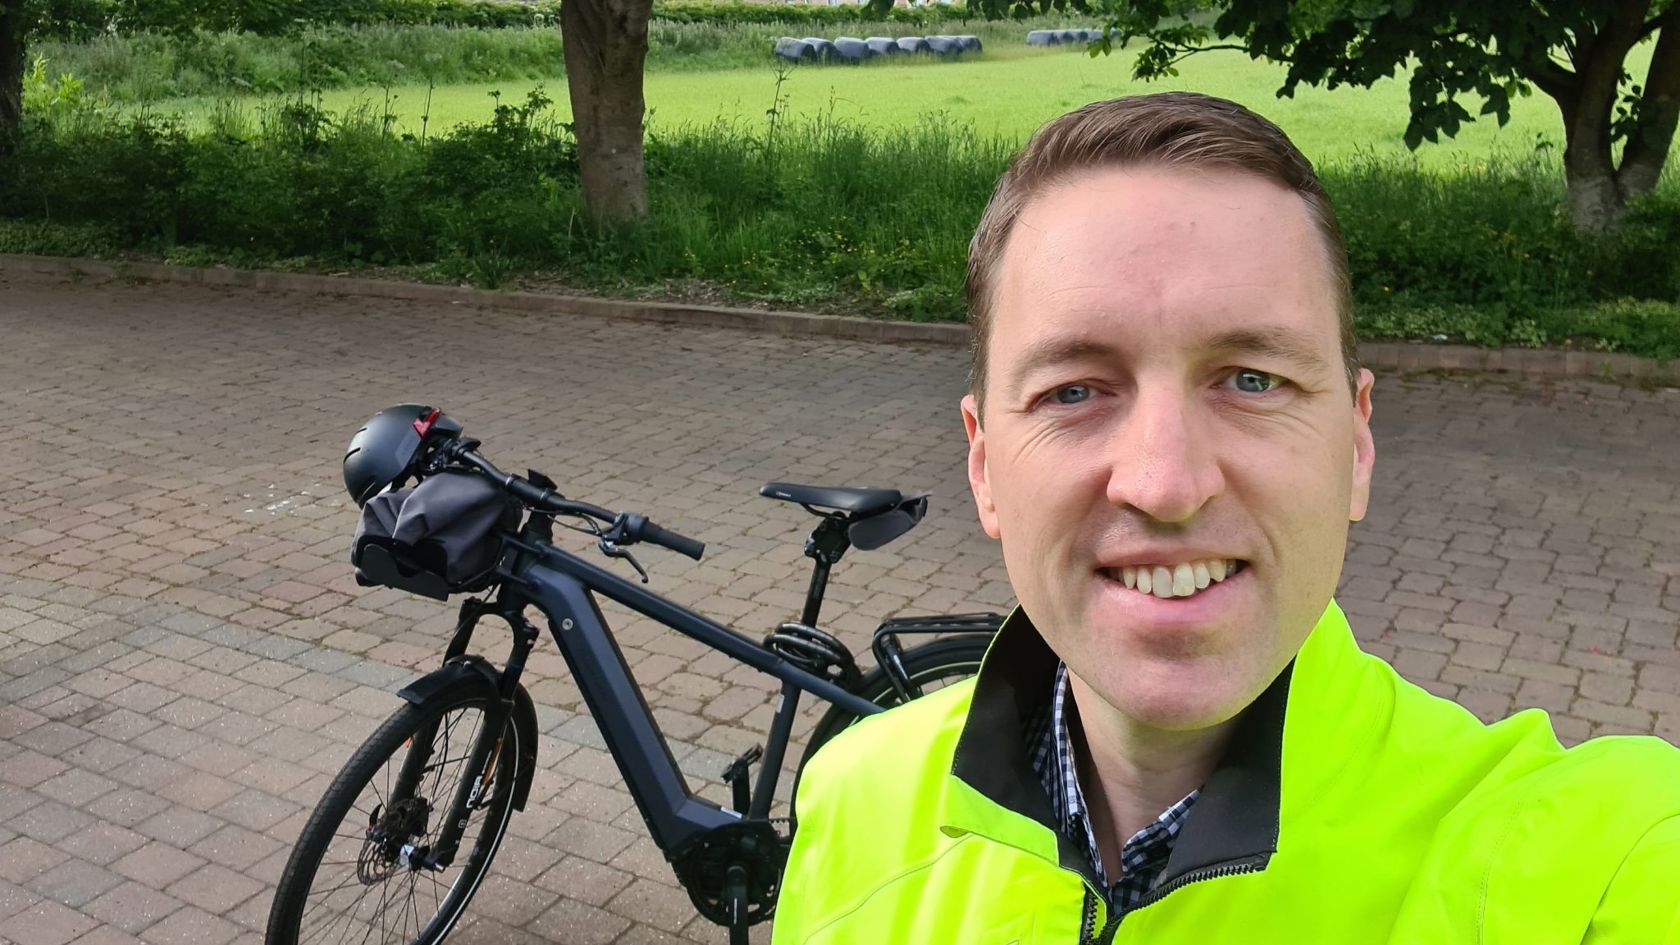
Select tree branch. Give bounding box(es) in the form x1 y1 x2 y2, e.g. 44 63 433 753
1160 42 1255 67
1521 57 1578 99
1639 9 1672 40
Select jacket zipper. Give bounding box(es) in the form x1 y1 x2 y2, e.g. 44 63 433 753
1078 860 1265 944
1078 887 1099 944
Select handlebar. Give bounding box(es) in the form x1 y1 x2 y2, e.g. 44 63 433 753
445 443 706 561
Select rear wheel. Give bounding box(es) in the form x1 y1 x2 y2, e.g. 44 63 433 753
265 685 520 945
800 634 991 771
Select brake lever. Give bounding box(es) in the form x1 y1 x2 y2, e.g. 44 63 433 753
599 540 650 583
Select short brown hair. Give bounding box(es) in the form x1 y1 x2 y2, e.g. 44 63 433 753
965 92 1359 408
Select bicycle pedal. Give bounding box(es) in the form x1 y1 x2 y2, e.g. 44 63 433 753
722 745 763 780
722 746 763 813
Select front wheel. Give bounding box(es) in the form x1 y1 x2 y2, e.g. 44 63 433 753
266 684 522 945
800 633 991 772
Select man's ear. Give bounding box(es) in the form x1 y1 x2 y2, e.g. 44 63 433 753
1348 368 1376 523
961 394 1001 540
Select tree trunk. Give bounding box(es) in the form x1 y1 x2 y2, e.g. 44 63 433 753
1558 89 1623 231
560 0 652 224
1615 8 1680 201
0 1 25 153
1541 0 1652 231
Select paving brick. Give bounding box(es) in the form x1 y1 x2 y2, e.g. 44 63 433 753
25 725 107 767
28 857 124 909
162 865 263 915
55 824 149 868
1570 699 1655 733
606 877 699 934
65 927 143 945
0 898 99 945
111 844 206 889
545 816 637 864
81 790 171 831
80 881 183 935
106 755 192 793
529 897 632 945
152 773 242 811
0 876 40 920
1 749 69 789
0 837 70 885
207 792 298 835
134 906 240 945
534 855 635 907
14 802 97 846
1500 657 1581 687
1578 671 1636 706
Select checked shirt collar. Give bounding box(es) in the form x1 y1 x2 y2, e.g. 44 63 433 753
1026 662 1200 914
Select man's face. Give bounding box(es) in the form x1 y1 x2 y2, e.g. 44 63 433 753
962 165 1376 732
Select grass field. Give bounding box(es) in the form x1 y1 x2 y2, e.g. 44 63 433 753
144 43 1631 169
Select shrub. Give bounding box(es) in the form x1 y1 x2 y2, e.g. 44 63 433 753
34 24 568 100
28 0 970 39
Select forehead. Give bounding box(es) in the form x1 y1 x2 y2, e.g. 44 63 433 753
988 165 1341 388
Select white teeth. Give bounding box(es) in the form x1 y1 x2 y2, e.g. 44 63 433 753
1152 566 1173 599
1172 563 1196 596
1106 558 1242 599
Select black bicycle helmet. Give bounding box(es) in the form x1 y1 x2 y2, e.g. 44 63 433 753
342 404 462 507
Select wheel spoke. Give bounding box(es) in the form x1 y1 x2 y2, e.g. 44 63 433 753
272 696 518 945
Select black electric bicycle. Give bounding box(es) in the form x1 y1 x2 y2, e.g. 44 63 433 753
264 406 1001 945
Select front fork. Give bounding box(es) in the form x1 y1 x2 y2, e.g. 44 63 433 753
385 595 539 871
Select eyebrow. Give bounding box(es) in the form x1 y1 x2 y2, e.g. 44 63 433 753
1203 327 1330 375
1004 325 1330 400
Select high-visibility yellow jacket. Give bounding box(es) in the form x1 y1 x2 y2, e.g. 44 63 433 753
774 600 1680 944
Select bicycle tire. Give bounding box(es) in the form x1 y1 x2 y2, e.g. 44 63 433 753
800 634 991 772
265 684 522 945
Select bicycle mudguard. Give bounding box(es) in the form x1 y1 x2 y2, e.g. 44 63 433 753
396 655 541 812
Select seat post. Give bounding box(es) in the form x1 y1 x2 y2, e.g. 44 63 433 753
799 516 851 628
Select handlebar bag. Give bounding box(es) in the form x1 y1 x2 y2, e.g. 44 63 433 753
352 468 522 595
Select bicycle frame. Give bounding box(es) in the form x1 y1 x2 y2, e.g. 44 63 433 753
417 531 884 868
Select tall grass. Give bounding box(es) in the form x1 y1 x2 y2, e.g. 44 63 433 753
3 93 1676 357
32 14 1095 102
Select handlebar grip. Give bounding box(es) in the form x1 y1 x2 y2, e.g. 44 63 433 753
505 476 555 508
633 517 706 561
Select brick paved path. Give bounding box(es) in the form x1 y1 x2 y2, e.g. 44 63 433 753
2 272 1678 945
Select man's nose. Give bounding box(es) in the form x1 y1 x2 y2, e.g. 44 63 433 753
1103 389 1224 524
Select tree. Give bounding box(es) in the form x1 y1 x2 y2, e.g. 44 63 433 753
560 0 654 223
968 0 1679 232
0 1 24 152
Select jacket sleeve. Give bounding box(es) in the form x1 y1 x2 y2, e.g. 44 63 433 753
1583 815 1680 944
771 748 842 945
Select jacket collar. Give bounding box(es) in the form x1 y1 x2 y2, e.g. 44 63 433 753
944 599 1380 889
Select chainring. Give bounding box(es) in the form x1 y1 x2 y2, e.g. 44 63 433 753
670 819 790 928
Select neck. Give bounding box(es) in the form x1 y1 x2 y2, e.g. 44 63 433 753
1065 671 1238 870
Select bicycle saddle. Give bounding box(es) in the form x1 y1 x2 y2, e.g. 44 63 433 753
759 482 903 518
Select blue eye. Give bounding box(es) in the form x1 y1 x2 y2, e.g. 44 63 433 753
1231 369 1280 394
1053 385 1091 405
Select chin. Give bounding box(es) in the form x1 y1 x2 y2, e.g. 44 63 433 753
1091 660 1253 733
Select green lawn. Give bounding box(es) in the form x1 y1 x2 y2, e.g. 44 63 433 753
150 43 1615 169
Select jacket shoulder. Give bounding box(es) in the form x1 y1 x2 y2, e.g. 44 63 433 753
800 677 977 795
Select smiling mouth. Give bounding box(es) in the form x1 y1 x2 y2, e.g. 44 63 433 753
1098 560 1249 600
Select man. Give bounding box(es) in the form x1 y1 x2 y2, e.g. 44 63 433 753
772 93 1680 943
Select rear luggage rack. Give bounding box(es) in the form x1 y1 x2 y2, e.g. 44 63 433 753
872 612 1003 702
